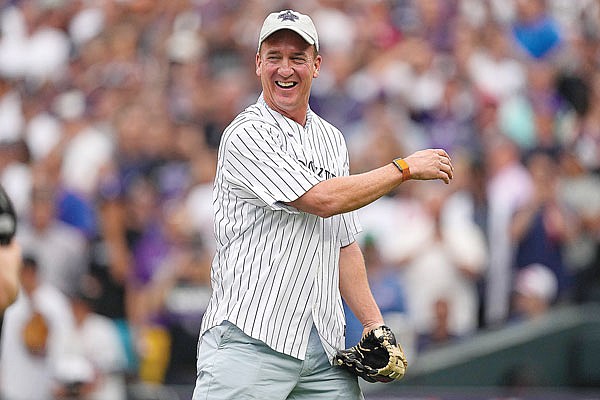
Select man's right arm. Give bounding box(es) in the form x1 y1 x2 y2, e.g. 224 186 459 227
287 148 453 218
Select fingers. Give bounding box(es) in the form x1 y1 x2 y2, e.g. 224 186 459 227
433 149 453 184
436 149 453 168
404 148 454 183
440 161 453 184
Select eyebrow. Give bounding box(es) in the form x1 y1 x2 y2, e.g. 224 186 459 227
264 49 309 58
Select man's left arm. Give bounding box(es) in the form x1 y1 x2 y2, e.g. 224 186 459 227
339 241 384 337
337 240 408 383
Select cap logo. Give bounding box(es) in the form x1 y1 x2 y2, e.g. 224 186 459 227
278 10 299 22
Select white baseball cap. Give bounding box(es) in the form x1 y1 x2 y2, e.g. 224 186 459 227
515 263 558 302
258 10 319 52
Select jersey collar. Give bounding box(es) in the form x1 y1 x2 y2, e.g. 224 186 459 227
258 93 313 130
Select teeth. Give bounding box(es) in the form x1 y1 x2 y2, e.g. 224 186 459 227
277 81 295 88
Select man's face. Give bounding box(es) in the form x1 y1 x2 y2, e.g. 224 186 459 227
256 29 321 124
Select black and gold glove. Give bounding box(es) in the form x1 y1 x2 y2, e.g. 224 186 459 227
334 325 408 383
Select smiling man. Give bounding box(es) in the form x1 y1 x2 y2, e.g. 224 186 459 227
192 9 453 400
256 11 320 125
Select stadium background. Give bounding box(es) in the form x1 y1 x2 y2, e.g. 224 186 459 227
1 0 600 399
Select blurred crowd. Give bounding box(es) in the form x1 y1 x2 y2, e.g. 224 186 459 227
1 0 600 398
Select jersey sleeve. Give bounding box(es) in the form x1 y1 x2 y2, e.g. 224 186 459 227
222 122 322 211
339 210 362 247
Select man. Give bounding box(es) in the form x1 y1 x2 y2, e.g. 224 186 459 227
193 10 453 399
0 255 75 400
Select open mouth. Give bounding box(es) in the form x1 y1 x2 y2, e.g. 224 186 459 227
276 81 297 89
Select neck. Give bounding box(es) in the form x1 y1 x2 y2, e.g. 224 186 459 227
282 110 307 126
261 95 308 126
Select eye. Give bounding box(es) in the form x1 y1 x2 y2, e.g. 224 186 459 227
265 54 281 61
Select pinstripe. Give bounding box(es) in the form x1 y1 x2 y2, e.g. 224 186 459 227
200 95 361 361
241 207 269 332
273 216 318 348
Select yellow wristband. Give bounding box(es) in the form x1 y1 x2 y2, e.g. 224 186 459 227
392 158 411 182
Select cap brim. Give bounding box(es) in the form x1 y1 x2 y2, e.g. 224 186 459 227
259 26 316 49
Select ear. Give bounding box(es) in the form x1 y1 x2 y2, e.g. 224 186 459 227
255 52 261 77
313 54 322 79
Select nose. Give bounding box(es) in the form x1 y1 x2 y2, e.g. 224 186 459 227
278 58 293 77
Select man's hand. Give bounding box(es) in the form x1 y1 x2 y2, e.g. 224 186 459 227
404 149 454 184
335 325 408 383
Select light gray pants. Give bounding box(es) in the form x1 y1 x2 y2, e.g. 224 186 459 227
192 321 364 400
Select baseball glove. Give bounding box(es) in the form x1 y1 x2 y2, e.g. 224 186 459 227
0 184 16 245
334 325 407 383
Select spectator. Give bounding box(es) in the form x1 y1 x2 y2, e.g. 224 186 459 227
131 197 212 386
417 298 458 350
484 134 533 327
54 286 128 400
0 3 71 85
0 255 75 400
510 0 563 60
401 183 487 349
0 77 24 143
510 263 558 321
558 151 600 303
510 150 575 300
467 23 526 104
16 175 89 297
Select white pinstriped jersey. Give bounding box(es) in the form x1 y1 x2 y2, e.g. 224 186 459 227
200 94 361 361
